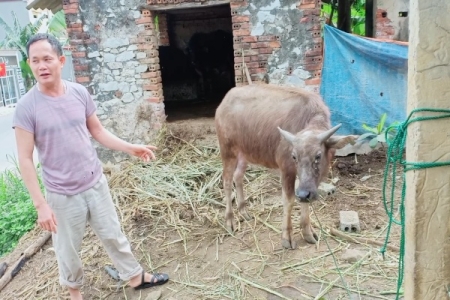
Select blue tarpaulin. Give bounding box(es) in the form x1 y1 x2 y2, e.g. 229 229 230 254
320 25 408 135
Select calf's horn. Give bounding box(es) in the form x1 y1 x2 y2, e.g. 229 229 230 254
317 123 342 143
278 127 297 144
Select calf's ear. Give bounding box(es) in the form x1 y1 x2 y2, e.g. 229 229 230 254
325 135 358 149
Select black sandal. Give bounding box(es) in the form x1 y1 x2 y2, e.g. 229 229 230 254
134 270 169 290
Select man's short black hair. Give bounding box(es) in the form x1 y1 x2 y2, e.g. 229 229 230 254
26 33 63 57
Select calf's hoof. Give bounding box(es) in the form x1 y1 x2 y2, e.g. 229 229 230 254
281 239 297 250
226 222 235 235
304 233 318 244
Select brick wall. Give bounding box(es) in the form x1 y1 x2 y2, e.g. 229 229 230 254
134 9 164 104
230 0 323 92
375 9 395 40
231 12 280 86
65 0 324 102
157 13 170 46
376 0 409 41
63 0 92 89
299 0 323 90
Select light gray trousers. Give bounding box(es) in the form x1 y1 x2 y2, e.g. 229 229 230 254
46 174 143 289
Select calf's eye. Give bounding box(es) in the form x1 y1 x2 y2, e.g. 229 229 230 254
314 153 321 163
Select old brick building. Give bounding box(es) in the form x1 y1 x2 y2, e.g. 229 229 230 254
27 0 408 163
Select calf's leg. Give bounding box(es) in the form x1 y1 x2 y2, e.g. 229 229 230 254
300 203 318 244
281 172 296 249
222 156 238 233
233 153 251 221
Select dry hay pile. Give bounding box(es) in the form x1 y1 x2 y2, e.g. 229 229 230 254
0 127 403 300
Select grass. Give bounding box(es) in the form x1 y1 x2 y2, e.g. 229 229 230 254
0 155 43 257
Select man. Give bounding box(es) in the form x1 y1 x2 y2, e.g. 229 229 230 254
12 33 169 300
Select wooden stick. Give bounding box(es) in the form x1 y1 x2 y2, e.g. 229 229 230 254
229 273 294 300
241 48 252 85
241 49 245 82
329 227 400 252
0 232 51 291
244 63 252 85
0 262 7 278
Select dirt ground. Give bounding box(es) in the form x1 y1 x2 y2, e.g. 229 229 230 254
0 103 403 300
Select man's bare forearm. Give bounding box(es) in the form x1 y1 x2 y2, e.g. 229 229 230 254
91 127 132 153
19 158 46 209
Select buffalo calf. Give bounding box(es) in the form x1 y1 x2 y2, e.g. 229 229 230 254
215 84 355 248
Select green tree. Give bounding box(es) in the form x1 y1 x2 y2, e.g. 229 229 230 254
321 0 366 36
0 10 67 90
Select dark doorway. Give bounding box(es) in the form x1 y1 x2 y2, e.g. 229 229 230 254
158 4 235 121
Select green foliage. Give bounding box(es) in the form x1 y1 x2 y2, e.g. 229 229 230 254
47 10 68 46
19 60 34 82
321 0 367 36
0 156 43 257
358 113 400 148
350 0 366 36
0 11 46 89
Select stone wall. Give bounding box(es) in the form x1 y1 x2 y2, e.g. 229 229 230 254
63 0 323 163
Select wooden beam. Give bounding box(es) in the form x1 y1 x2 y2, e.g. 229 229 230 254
0 232 51 291
139 0 231 11
337 0 352 33
405 0 450 299
365 0 375 37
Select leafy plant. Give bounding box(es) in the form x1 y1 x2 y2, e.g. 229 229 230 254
154 14 160 46
0 11 46 89
351 0 366 36
357 113 400 148
47 10 68 46
0 155 44 257
0 10 68 91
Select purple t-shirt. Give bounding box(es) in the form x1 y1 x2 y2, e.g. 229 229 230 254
12 80 103 195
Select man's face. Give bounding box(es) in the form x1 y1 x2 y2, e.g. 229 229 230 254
27 40 65 87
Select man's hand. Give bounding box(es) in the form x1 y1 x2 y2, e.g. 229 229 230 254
127 144 158 162
37 203 58 233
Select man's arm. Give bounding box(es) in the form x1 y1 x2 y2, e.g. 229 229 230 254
86 113 133 153
15 127 45 208
15 127 57 232
86 113 157 161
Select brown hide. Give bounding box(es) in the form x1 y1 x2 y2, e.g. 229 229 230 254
215 84 333 171
215 84 352 247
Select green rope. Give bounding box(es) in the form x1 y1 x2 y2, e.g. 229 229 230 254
381 108 450 299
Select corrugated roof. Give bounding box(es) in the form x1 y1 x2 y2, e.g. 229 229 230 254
26 0 62 13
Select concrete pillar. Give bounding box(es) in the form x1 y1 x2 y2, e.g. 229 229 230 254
405 0 450 299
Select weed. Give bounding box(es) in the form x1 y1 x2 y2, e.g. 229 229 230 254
357 113 400 148
0 155 43 257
